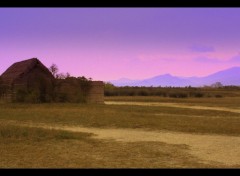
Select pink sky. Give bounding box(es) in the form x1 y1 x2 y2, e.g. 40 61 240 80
1 8 240 81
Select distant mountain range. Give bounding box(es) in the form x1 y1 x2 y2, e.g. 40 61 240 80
109 67 240 87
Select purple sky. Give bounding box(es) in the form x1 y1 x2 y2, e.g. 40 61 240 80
1 8 240 81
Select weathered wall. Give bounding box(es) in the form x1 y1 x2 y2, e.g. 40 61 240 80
1 78 104 104
87 81 104 104
2 66 55 102
1 88 12 103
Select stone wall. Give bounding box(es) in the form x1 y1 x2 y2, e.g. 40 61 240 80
0 81 105 104
87 81 104 104
1 88 12 103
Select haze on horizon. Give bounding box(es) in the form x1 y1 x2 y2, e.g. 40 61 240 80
1 8 240 81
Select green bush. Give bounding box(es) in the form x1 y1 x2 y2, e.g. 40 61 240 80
169 92 188 98
103 86 232 98
189 92 204 98
137 90 149 96
56 93 68 102
215 94 223 98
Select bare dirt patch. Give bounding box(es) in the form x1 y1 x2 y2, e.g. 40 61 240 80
105 101 240 114
3 119 240 167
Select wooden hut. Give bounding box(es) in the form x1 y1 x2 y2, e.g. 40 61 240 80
1 58 55 102
0 58 104 103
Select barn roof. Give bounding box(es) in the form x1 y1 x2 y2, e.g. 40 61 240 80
1 58 53 84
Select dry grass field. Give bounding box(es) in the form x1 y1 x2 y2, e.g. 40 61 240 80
0 96 240 168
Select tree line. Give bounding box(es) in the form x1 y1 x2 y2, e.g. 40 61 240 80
104 82 240 98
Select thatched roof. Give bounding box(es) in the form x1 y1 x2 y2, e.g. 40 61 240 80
1 58 53 84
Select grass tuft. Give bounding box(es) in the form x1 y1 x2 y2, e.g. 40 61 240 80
0 124 93 141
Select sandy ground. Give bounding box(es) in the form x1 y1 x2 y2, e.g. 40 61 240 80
1 102 240 166
2 119 239 167
105 101 240 114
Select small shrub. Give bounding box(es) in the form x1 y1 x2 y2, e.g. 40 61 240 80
215 94 223 98
128 91 136 96
0 124 92 141
169 92 188 98
57 93 68 102
189 91 204 98
155 91 166 97
138 90 149 96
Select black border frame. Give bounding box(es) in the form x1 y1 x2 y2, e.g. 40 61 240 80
0 0 240 7
0 1 240 175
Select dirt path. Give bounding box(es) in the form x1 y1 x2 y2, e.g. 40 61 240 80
4 120 239 166
105 101 240 114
